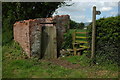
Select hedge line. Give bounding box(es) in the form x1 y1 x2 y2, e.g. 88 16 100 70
88 16 120 64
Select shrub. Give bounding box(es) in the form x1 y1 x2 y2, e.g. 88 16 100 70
61 30 73 49
88 16 120 65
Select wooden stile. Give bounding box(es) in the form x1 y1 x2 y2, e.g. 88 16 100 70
76 36 88 39
72 30 89 56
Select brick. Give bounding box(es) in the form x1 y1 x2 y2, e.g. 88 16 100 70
13 15 70 58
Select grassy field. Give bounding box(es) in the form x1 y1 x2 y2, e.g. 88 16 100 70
69 29 88 40
2 41 118 78
69 29 87 32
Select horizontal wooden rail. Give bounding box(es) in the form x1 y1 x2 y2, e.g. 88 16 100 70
67 49 74 51
72 30 90 56
72 43 79 44
75 40 88 43
76 36 88 39
80 45 90 48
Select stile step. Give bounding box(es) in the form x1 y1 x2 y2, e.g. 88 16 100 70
75 40 88 43
76 36 88 39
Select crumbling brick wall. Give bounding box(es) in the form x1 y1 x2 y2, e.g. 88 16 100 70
13 15 70 58
14 20 31 57
53 15 70 56
29 20 42 57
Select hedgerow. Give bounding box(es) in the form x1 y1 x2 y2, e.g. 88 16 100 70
88 16 120 65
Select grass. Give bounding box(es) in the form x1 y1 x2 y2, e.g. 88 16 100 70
69 29 87 32
61 55 118 78
0 46 2 78
2 41 118 78
3 59 73 78
61 54 91 66
69 29 87 37
2 41 86 78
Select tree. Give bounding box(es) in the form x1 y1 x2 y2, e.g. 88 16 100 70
78 22 85 29
2 2 64 45
70 20 79 29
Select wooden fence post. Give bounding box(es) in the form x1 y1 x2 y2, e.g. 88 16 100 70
91 6 96 59
91 6 101 59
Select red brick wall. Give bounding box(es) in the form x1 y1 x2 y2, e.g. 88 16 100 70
14 21 31 57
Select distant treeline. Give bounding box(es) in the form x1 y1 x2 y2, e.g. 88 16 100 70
70 20 85 29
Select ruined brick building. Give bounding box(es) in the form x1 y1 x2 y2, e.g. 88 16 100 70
14 15 70 59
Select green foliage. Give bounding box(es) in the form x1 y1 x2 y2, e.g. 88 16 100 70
88 16 120 64
69 20 85 29
61 30 73 49
78 22 85 29
3 41 118 78
2 41 25 60
2 2 64 45
70 20 79 29
0 29 1 46
2 41 82 78
62 55 118 78
63 54 91 66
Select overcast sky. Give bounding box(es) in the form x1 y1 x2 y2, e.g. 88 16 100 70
53 2 118 23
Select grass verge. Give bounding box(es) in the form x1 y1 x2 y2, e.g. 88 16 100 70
2 41 118 78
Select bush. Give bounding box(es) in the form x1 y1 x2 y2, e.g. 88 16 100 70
2 18 15 45
88 16 120 65
61 30 73 49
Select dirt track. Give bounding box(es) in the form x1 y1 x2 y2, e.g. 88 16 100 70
42 58 81 69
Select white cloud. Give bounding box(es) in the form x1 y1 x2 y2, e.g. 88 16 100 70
70 15 86 22
53 2 117 23
110 12 118 16
100 7 112 11
86 18 92 22
89 2 117 11
79 16 85 19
